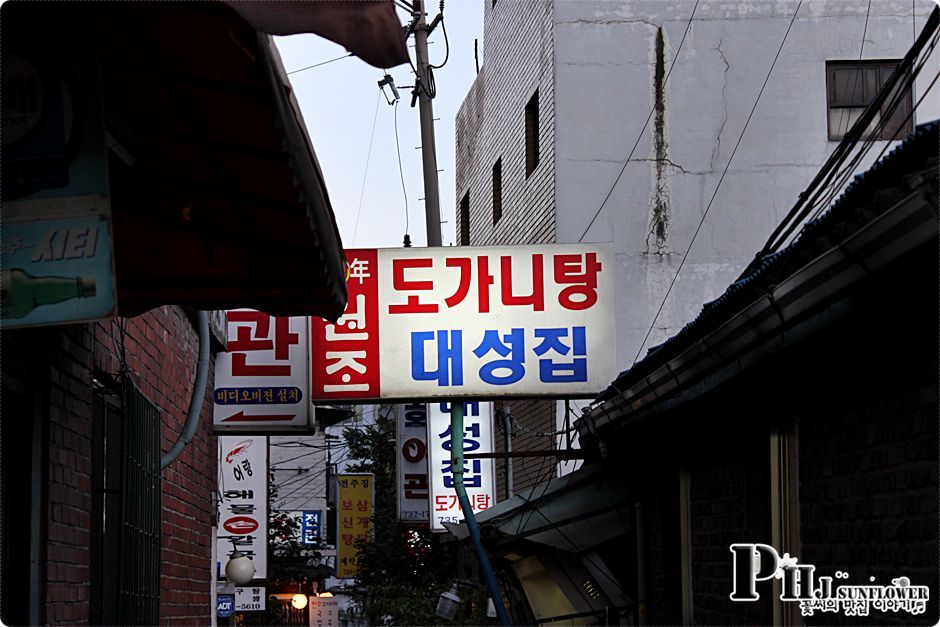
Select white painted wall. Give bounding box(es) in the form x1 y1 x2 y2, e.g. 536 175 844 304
456 0 938 478
552 0 939 367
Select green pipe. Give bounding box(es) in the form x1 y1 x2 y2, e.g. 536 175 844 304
450 401 511 625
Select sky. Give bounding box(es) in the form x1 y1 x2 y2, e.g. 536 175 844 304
275 2 484 250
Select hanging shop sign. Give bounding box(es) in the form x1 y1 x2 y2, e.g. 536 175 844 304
397 403 430 522
235 586 267 612
214 311 314 433
427 402 496 532
310 244 617 401
2 35 117 329
335 473 374 578
301 510 322 545
309 595 339 627
217 436 268 580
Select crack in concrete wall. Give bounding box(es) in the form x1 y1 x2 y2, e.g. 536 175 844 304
646 25 671 256
711 37 730 169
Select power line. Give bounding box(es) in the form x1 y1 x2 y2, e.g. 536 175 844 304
749 6 938 263
577 0 701 243
287 53 354 75
632 0 804 366
805 34 938 225
353 92 383 246
393 100 411 242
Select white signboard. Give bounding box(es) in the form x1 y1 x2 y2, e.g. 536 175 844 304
397 403 430 522
214 311 313 431
309 596 339 627
235 586 266 612
427 402 496 532
311 244 617 401
217 436 268 579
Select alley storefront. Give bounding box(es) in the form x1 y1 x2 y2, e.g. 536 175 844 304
0 3 359 623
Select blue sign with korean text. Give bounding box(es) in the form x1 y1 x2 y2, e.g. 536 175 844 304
301 510 322 545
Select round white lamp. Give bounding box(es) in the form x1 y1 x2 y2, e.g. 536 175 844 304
291 594 308 610
224 549 255 585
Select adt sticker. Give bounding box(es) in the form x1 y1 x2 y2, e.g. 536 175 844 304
217 594 235 618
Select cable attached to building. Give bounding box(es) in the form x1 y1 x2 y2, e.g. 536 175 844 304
161 310 210 470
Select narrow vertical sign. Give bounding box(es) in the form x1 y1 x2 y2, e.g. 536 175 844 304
310 595 339 627
217 436 268 579
335 473 373 578
311 249 381 399
427 402 496 532
397 403 430 522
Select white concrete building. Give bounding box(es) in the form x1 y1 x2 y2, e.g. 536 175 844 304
455 0 938 478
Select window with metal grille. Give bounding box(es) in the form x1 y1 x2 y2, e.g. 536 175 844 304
525 90 539 177
459 192 470 245
92 376 161 626
826 60 913 141
492 158 503 224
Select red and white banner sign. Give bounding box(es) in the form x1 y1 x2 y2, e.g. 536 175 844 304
214 311 313 431
217 436 267 579
311 244 616 401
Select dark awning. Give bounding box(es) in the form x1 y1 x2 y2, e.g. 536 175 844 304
3 2 358 321
98 4 349 320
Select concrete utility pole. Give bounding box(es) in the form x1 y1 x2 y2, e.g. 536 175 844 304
412 0 443 246
409 3 511 624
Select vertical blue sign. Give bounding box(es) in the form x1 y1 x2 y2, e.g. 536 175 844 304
301 510 321 545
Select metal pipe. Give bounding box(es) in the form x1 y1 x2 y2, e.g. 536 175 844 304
502 409 513 498
161 310 211 469
450 402 511 625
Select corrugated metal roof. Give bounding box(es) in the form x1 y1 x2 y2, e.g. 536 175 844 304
596 120 939 404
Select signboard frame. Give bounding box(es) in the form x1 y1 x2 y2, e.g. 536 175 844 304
217 435 268 580
311 244 617 402
214 311 316 433
335 472 374 578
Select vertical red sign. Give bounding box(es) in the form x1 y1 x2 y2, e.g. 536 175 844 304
311 249 381 400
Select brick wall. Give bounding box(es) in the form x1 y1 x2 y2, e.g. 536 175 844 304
94 306 217 626
45 325 96 625
688 431 773 625
455 0 555 247
455 0 558 503
795 254 939 626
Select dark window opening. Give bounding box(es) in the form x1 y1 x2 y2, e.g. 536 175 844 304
525 90 540 177
460 192 470 245
826 60 912 141
492 158 503 224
